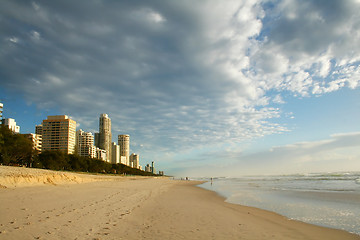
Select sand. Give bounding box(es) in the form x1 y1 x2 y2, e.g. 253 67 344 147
0 166 359 240
0 166 132 189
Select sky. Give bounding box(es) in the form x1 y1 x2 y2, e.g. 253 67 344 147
1 0 360 177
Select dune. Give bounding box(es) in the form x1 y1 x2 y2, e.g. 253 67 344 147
0 166 130 188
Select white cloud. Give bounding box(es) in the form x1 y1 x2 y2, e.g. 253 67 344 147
132 8 166 25
8 36 18 43
273 94 285 104
148 11 165 23
30 30 41 41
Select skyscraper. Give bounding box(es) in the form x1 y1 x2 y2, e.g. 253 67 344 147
151 161 155 174
98 114 112 162
0 102 3 121
76 129 96 158
35 124 43 135
42 115 76 154
111 142 120 164
130 153 140 169
118 134 130 166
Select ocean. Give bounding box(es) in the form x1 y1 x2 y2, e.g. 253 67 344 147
198 172 360 235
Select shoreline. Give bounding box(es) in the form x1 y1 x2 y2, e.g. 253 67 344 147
0 167 359 239
196 182 360 238
199 177 360 235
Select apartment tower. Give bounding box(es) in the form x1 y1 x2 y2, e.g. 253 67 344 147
130 153 139 169
111 142 120 164
118 134 130 166
0 102 3 121
35 124 43 135
42 115 76 154
98 114 112 162
22 133 42 153
76 129 96 158
2 118 20 133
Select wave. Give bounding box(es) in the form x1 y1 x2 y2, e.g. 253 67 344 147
356 178 360 185
229 172 360 182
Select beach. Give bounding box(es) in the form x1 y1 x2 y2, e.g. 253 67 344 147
0 166 359 240
200 174 360 235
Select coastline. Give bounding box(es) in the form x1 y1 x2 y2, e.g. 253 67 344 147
199 174 360 235
0 167 359 239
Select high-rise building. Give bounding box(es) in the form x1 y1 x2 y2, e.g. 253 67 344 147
145 164 151 172
130 153 140 169
35 124 43 135
42 115 76 154
151 161 155 174
96 148 107 161
111 142 120 164
22 133 42 152
98 114 112 162
118 134 130 166
0 102 3 121
3 118 20 133
76 129 96 158
120 156 127 165
94 132 100 148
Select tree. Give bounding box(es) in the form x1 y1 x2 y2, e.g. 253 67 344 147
0 125 35 166
37 150 69 170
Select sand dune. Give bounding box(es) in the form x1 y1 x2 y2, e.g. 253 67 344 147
0 166 128 188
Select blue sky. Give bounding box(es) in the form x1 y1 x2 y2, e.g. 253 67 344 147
1 0 360 176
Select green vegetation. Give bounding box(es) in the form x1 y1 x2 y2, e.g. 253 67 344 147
0 125 36 166
0 125 156 176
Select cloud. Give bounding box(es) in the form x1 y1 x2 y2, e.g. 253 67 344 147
178 132 360 177
0 0 360 170
253 0 360 96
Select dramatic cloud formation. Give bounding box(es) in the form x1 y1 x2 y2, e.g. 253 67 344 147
1 0 359 175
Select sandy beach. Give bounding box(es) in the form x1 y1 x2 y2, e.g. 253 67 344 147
0 166 359 240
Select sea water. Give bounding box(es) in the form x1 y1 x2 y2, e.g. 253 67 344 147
198 172 360 235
